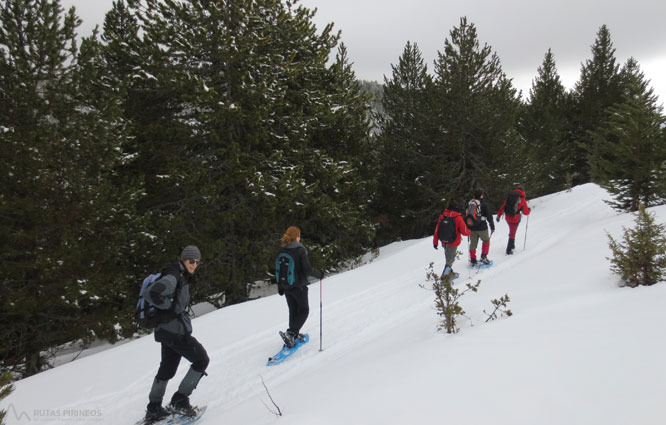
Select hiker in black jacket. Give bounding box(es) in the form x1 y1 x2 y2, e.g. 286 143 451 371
143 245 209 423
277 226 323 348
467 188 495 265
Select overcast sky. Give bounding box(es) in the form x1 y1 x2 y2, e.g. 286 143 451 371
62 0 666 105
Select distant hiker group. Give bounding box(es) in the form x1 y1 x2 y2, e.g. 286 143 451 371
433 185 531 278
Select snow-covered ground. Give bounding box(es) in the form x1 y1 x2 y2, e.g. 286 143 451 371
3 183 666 425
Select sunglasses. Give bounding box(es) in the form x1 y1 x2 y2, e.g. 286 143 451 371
186 259 200 266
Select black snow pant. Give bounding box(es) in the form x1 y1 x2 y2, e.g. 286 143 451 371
285 286 309 334
148 334 209 405
156 334 210 380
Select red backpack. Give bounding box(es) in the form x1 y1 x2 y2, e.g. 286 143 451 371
464 199 482 227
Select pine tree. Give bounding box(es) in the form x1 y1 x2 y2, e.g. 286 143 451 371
1 0 135 376
358 79 384 132
519 49 571 197
302 43 376 264
607 204 666 287
374 41 436 241
568 25 623 185
101 0 141 92
105 0 374 304
589 58 666 211
432 17 521 211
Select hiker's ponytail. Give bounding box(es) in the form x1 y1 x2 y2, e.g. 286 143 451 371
281 226 301 247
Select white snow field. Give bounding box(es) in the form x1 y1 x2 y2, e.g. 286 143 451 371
3 183 666 425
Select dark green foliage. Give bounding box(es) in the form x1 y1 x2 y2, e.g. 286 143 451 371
3 0 666 376
519 49 572 198
432 17 521 214
568 25 623 185
359 79 384 132
104 0 375 305
0 0 137 377
0 372 13 424
589 58 666 211
375 18 522 242
303 43 377 268
607 204 666 287
2 0 376 376
374 41 436 242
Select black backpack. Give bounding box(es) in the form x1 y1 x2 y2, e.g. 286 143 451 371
437 215 457 244
504 191 521 216
464 199 482 227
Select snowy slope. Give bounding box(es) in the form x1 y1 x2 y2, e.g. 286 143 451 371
3 183 666 425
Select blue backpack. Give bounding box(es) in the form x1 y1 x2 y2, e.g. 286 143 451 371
275 252 296 288
135 273 163 329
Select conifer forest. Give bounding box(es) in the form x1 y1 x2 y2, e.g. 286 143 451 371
2 0 665 377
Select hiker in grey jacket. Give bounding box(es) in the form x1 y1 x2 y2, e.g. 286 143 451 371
143 245 209 423
277 226 323 348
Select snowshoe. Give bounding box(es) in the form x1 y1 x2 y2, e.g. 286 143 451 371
279 330 305 348
169 392 198 418
441 266 459 281
144 403 171 424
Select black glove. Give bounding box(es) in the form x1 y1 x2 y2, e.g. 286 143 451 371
496 215 501 223
433 244 438 250
318 270 325 280
278 287 284 296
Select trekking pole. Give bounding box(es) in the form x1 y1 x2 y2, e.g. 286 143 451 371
319 278 323 352
523 214 530 250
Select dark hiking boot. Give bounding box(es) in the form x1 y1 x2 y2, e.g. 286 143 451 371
506 238 515 255
169 392 198 417
470 258 478 265
144 402 171 423
480 256 492 265
288 330 307 345
280 330 297 348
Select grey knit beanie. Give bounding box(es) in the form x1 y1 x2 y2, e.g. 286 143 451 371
180 245 201 260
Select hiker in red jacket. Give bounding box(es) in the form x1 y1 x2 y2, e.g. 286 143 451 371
433 198 471 277
496 185 531 255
